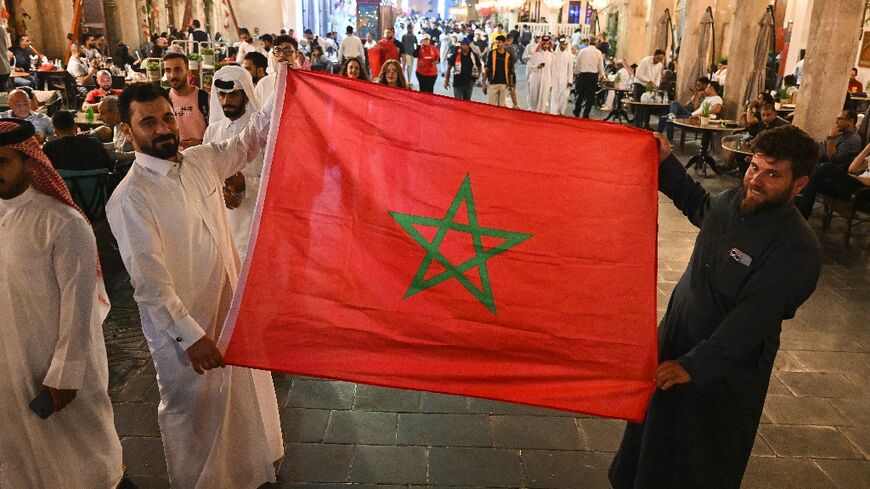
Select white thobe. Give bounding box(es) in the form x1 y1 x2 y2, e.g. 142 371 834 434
106 110 283 489
203 111 264 259
237 40 264 63
528 48 555 112
254 72 278 109
0 188 122 489
550 47 575 115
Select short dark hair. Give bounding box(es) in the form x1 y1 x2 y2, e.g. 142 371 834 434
346 26 354 34
851 67 859 74
239 28 251 35
783 74 797 86
707 80 721 94
842 108 859 123
163 51 188 66
697 76 711 85
654 49 665 56
193 19 201 28
119 83 172 125
274 35 296 48
51 110 76 132
311 45 324 56
752 125 818 179
244 51 268 71
760 103 777 113
304 29 313 35
759 92 775 105
260 33 273 44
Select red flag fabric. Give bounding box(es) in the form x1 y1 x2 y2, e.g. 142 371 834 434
221 69 659 422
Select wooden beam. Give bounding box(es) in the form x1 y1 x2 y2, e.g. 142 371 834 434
182 0 193 30
67 0 85 63
224 0 241 38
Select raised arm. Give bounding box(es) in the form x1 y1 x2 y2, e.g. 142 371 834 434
655 134 711 227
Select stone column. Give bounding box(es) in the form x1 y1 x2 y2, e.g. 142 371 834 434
616 0 648 64
712 0 734 62
793 0 863 140
643 0 676 55
721 0 772 119
676 0 716 103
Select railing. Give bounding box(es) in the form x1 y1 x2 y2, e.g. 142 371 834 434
525 22 591 38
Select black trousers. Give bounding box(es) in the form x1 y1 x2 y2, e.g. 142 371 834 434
795 162 865 218
416 73 437 93
573 73 598 117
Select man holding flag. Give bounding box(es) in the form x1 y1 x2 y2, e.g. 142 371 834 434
609 127 822 489
107 81 283 488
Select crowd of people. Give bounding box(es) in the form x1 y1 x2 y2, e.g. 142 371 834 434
1 12 868 489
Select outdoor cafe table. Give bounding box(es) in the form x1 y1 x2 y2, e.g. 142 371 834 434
775 103 796 118
625 99 670 129
602 86 634 124
75 111 103 129
671 118 746 177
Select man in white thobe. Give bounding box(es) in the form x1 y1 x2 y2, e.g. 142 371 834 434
0 119 123 488
549 36 575 115
106 81 283 489
204 66 264 259
528 36 555 112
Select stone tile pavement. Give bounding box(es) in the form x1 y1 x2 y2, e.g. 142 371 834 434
101 89 869 488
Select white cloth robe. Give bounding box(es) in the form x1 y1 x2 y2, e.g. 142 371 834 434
0 188 123 489
528 47 555 112
549 47 575 115
203 111 264 259
106 110 283 489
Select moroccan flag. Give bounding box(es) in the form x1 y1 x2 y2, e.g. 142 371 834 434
221 69 659 422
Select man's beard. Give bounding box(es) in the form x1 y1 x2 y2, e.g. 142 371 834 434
222 104 246 121
738 184 793 215
141 134 180 160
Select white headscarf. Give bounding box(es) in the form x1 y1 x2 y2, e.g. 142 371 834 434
208 65 261 125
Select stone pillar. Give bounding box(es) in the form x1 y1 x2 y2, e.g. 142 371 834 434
721 0 772 119
616 0 649 64
644 0 676 55
676 0 716 103
793 0 863 140
712 0 734 62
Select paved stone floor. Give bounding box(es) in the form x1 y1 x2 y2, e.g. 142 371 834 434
103 72 869 488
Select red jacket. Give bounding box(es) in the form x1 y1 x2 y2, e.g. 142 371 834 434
370 39 400 79
415 45 440 77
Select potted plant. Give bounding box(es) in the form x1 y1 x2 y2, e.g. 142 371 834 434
187 52 201 71
699 100 712 125
201 48 215 67
146 61 161 81
614 72 622 89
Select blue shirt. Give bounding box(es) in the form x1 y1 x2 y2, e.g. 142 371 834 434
0 110 54 138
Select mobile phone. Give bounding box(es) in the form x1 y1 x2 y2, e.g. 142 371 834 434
29 389 55 419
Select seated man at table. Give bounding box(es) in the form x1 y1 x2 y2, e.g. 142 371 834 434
81 70 122 111
796 141 870 219
658 76 710 140
688 81 723 119
819 109 862 169
0 89 53 142
10 34 39 88
733 104 790 174
91 95 134 166
42 110 113 171
747 104 789 137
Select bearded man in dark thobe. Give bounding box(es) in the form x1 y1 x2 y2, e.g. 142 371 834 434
609 125 822 489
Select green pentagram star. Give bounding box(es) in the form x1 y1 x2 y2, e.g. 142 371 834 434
389 174 532 315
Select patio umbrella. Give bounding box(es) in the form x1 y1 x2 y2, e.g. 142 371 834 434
743 6 776 109
653 8 674 64
686 7 715 91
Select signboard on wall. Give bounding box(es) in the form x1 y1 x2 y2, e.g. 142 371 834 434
357 0 380 39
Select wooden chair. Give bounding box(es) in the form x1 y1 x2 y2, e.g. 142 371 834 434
818 187 870 246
